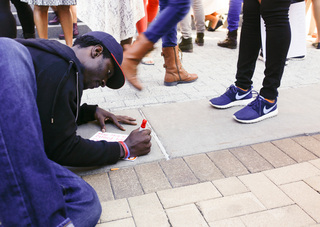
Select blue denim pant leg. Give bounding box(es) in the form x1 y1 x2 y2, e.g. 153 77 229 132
0 38 101 226
0 38 72 226
227 0 243 32
145 0 191 47
51 161 102 227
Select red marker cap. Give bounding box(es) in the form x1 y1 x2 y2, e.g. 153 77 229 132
140 119 147 129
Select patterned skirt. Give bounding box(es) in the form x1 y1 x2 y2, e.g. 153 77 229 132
77 0 145 42
20 0 77 6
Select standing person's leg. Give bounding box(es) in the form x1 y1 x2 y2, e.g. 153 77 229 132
0 38 72 226
233 0 291 123
136 0 148 34
235 0 261 90
193 0 205 46
59 5 79 39
71 5 79 36
312 0 320 48
147 0 159 22
205 13 220 31
57 5 73 47
178 8 194 52
259 0 291 100
10 0 35 38
228 0 243 32
136 0 155 65
209 0 259 109
0 0 17 38
218 0 243 49
33 5 49 39
49 6 60 25
121 0 192 90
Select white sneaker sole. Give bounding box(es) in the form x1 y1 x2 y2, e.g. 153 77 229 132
210 98 254 109
233 108 278 124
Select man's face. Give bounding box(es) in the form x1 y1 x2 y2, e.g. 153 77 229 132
83 54 115 89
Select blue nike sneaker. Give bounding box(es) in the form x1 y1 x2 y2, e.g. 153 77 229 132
209 84 253 109
233 95 278 123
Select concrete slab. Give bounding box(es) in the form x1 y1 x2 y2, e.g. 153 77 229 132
240 205 316 227
140 84 320 158
280 181 320 222
166 204 209 227
76 108 166 175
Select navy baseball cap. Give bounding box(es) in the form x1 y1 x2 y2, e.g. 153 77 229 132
82 31 125 89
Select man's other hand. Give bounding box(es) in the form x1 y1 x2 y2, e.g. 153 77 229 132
95 107 137 132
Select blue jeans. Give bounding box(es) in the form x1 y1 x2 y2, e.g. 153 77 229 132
144 0 191 47
235 0 291 99
227 0 243 32
0 38 101 227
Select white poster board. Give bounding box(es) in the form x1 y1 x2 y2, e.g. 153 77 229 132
260 1 306 60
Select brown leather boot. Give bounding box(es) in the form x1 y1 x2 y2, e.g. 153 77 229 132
217 29 238 49
162 46 198 86
121 34 154 90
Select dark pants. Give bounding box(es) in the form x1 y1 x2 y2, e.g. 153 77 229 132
0 38 101 227
0 0 17 38
11 0 35 37
144 0 191 47
235 0 291 100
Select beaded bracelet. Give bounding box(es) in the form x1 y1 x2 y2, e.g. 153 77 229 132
119 141 130 159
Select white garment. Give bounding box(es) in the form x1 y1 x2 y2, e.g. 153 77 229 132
77 0 145 43
21 0 76 5
202 0 229 15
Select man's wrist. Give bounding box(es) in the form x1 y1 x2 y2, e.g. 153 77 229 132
118 142 125 159
119 141 130 159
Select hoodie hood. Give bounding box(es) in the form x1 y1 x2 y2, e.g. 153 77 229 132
15 38 83 124
15 38 83 71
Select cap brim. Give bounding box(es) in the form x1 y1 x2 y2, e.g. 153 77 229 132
106 53 125 89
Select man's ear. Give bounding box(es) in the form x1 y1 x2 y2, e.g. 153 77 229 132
91 45 103 58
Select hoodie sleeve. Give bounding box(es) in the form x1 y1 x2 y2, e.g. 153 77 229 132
77 103 98 125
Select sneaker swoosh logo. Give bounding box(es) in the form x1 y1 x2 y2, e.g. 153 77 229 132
263 104 277 114
235 91 250 100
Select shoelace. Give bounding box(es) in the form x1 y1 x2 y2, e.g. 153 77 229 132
225 85 238 98
248 93 263 113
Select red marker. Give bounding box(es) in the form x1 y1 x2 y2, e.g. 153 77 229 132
139 119 147 131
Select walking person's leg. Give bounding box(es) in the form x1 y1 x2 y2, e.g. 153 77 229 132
121 0 193 90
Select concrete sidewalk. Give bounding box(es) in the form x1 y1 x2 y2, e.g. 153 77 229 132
74 28 320 226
